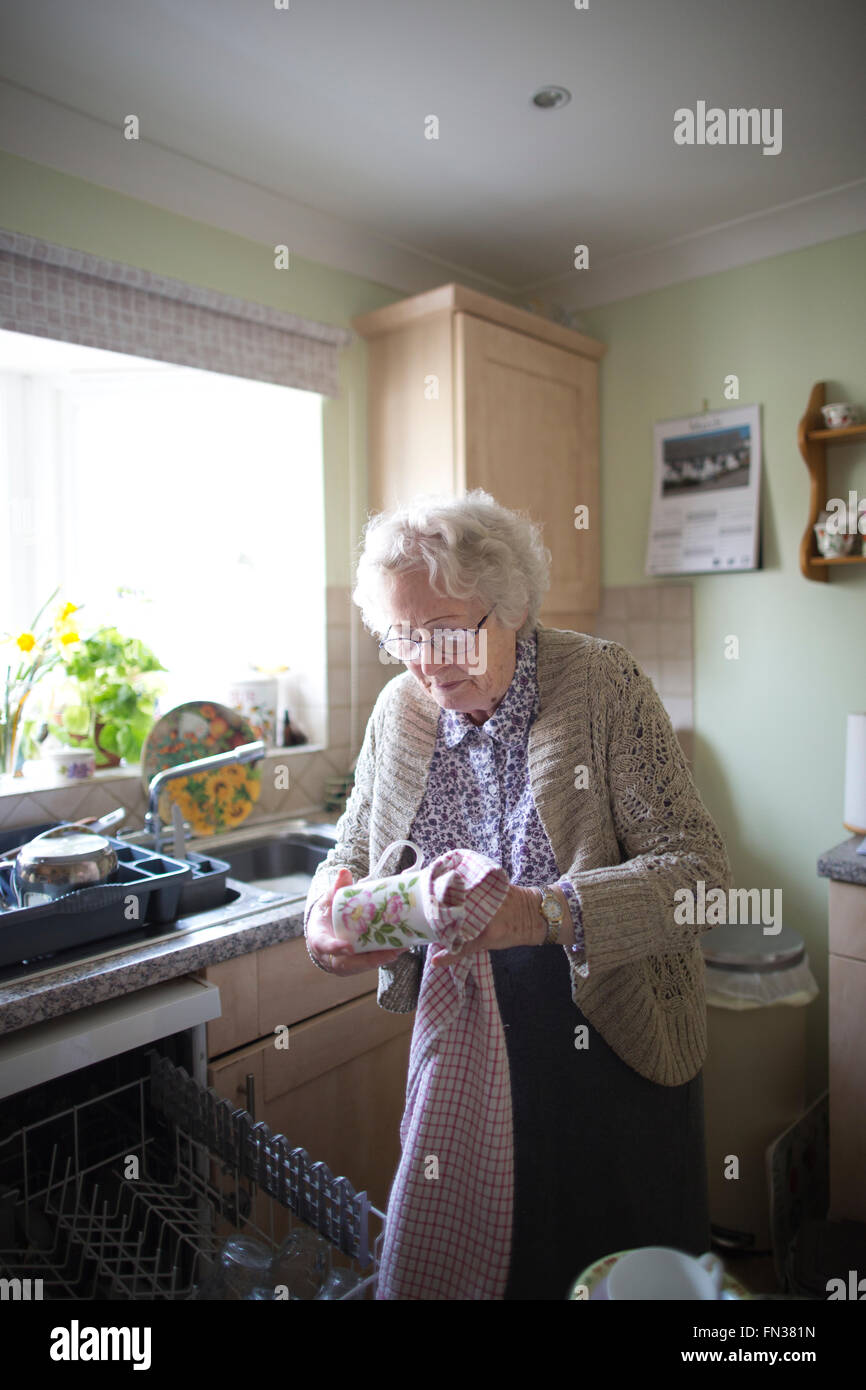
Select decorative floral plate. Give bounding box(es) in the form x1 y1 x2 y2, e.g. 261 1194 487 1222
141 701 262 835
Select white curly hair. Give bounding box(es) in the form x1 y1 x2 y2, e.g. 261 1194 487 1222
351 489 552 642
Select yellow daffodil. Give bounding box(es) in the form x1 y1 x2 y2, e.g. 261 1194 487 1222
57 602 79 621
16 632 36 653
58 630 80 647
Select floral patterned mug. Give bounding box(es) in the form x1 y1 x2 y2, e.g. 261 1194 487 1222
331 840 434 953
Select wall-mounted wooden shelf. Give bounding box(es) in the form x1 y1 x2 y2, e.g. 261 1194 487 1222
798 381 866 582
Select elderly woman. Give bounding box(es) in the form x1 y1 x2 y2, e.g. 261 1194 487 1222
304 489 731 1300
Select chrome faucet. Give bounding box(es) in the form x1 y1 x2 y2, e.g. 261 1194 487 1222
143 740 266 854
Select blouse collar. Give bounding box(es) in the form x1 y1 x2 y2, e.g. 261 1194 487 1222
440 628 539 747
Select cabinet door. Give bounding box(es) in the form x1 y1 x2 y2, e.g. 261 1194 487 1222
203 951 258 1059
829 951 866 1223
366 308 457 510
262 993 414 1213
455 311 600 621
257 935 375 1038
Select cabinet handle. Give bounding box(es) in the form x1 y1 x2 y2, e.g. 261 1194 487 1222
244 1072 255 1120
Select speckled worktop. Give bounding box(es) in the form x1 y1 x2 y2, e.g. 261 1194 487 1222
0 895 310 1038
817 836 866 887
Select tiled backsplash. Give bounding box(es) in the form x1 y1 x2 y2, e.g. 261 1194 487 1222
592 583 694 762
0 583 693 833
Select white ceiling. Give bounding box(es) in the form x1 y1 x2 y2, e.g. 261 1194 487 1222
0 0 864 308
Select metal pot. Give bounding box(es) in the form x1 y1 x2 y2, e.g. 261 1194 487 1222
9 828 118 908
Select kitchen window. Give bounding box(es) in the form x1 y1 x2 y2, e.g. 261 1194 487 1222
0 328 325 713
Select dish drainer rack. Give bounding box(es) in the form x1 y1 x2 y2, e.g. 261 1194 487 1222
0 1050 385 1299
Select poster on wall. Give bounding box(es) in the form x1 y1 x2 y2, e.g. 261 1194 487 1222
645 403 762 575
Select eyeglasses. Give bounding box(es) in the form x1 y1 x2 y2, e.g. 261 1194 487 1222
378 609 492 663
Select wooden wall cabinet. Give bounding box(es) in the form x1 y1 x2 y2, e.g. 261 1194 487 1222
352 283 607 633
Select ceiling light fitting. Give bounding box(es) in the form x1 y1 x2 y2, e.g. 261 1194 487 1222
532 86 571 110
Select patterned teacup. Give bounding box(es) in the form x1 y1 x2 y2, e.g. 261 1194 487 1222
331 840 434 953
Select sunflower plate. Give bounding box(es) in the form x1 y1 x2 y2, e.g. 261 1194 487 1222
141 700 262 835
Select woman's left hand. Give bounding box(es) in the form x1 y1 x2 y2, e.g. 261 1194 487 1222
429 885 543 965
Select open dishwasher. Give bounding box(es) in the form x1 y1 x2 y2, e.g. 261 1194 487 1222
0 1038 386 1300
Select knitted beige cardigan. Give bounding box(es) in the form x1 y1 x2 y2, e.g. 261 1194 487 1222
303 625 732 1086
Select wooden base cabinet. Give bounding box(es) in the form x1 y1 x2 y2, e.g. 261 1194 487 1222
352 283 607 635
207 991 414 1214
827 878 866 1222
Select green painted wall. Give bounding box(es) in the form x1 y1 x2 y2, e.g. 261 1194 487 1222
579 233 866 1101
3 148 865 1100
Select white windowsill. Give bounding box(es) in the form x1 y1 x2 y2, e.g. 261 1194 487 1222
0 745 325 798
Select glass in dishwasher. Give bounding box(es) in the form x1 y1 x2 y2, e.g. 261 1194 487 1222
218 1234 274 1299
270 1225 329 1299
315 1266 365 1299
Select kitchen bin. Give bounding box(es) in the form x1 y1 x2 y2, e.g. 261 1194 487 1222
700 922 819 1256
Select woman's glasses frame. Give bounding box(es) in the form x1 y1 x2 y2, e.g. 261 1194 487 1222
378 609 493 664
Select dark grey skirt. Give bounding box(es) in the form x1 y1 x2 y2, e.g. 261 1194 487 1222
490 943 711 1301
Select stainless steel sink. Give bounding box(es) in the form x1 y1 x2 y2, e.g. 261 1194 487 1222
216 832 334 897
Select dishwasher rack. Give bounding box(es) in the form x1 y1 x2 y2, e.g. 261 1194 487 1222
0 1050 385 1300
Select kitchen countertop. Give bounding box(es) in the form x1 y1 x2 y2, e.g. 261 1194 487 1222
817 835 866 887
0 894 312 1037
0 809 345 1037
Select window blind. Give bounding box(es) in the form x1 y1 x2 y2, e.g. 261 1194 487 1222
0 229 352 396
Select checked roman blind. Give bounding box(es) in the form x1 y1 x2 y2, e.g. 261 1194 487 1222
0 229 352 396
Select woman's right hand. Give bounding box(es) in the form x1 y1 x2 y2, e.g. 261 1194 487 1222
306 867 410 975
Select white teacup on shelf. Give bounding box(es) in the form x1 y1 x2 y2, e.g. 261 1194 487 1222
331 840 438 952
820 402 860 430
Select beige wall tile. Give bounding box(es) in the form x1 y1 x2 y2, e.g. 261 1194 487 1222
659 585 692 620
660 695 693 730
327 664 351 706
326 623 351 669
627 587 660 620
359 662 394 704
326 586 352 625
676 729 694 764
597 587 628 620
659 659 693 697
627 620 659 658
592 619 628 647
328 706 352 747
641 660 661 688
659 620 693 659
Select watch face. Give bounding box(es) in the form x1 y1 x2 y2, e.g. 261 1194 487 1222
542 893 563 923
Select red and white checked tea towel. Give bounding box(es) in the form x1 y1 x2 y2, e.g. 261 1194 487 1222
375 848 514 1300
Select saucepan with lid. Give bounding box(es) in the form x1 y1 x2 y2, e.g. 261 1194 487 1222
0 809 125 909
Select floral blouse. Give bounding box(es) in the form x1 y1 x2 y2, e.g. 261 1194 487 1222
407 629 586 965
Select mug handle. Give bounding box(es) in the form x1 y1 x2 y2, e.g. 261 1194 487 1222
697 1252 724 1296
369 839 424 878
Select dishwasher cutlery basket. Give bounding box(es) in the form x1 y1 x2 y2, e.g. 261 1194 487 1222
0 1050 384 1300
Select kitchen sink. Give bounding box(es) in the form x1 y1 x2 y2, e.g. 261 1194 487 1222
0 830 338 988
215 831 335 897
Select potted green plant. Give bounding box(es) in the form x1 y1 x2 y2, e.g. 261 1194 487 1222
45 627 168 768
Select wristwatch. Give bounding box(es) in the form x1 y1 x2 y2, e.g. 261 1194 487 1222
534 887 564 945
